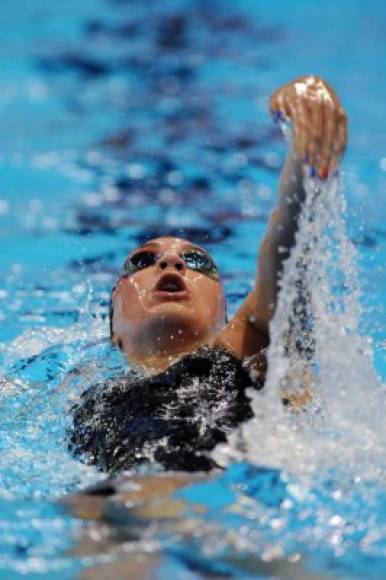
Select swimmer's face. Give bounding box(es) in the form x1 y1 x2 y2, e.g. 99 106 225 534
111 237 226 361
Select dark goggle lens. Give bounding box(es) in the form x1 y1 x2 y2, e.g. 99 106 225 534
182 251 219 280
123 249 219 280
124 251 157 274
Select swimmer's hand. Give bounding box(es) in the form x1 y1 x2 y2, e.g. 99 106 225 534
270 75 347 180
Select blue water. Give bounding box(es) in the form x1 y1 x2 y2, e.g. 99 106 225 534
1 0 385 577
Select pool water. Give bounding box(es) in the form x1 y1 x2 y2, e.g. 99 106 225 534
1 0 386 577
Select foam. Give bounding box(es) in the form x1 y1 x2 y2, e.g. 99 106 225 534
214 174 386 484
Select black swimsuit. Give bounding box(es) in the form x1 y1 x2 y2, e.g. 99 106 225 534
69 347 263 473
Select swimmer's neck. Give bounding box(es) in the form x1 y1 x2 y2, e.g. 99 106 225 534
116 319 221 375
123 339 212 375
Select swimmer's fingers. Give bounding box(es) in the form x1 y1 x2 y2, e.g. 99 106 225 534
319 101 335 178
270 81 329 172
288 98 309 163
270 76 348 179
335 108 348 171
308 95 324 172
299 93 346 179
292 94 323 172
323 101 347 177
269 88 289 122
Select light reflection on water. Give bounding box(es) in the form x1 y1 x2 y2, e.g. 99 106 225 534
0 0 385 577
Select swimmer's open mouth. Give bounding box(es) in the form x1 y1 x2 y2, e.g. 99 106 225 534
154 274 188 297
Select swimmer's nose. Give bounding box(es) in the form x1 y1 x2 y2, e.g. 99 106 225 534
158 253 186 273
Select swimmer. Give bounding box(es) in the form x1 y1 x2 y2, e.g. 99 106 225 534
70 75 347 473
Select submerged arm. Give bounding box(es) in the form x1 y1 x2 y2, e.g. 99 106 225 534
216 75 347 363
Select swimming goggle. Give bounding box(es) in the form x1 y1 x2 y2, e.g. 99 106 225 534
123 248 219 281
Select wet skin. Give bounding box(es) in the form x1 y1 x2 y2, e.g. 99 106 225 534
111 75 348 374
111 237 226 371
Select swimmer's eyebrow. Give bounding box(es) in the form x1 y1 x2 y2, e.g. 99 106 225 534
130 242 160 254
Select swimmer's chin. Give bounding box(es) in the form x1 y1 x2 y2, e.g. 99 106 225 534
146 295 195 314
141 303 208 335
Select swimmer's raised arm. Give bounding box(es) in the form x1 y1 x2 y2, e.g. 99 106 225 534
215 75 347 364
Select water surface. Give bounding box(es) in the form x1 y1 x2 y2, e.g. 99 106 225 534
1 0 385 577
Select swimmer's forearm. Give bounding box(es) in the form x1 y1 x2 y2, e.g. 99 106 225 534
225 76 347 355
248 75 347 337
216 154 304 361
252 150 305 334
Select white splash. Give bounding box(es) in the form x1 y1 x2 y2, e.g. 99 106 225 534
214 175 386 483
0 319 106 361
0 320 112 498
